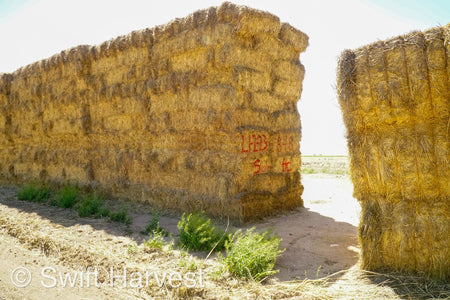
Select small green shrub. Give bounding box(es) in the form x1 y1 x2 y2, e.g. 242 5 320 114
177 212 231 252
35 187 52 202
142 212 168 236
76 193 105 218
179 254 198 271
143 231 166 250
110 206 131 225
17 185 36 201
17 185 51 202
224 228 284 281
99 206 111 218
54 185 78 208
127 242 138 255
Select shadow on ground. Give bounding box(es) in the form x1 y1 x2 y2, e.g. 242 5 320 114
256 207 359 281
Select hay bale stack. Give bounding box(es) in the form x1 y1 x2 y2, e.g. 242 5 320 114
0 2 308 222
337 24 450 280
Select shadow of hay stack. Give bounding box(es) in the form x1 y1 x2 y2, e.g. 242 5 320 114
0 2 308 223
337 24 450 281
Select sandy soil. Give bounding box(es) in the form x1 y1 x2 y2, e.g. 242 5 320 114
0 170 364 299
267 174 360 280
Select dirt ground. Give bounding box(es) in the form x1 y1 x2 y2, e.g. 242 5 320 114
132 172 360 281
266 173 360 280
0 156 446 299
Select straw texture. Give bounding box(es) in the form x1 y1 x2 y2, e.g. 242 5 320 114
0 2 308 222
337 24 450 281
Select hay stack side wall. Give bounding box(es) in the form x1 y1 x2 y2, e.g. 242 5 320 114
337 25 450 280
0 2 308 222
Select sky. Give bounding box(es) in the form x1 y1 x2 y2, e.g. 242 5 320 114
0 0 448 155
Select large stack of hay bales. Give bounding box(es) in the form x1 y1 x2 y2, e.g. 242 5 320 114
337 25 449 280
0 2 308 222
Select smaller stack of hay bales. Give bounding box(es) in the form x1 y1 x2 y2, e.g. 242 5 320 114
337 24 450 280
0 2 308 222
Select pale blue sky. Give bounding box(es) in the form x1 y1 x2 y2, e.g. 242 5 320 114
0 0 448 155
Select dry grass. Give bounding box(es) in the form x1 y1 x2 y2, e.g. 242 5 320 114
337 24 450 281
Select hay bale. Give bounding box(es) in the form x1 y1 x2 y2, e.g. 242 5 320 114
0 2 308 222
337 24 450 281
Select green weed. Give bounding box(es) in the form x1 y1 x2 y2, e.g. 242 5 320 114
143 231 166 251
53 185 78 208
177 212 230 252
224 228 284 281
142 212 168 236
17 185 51 203
127 242 138 255
179 254 198 271
110 206 131 225
76 193 106 218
